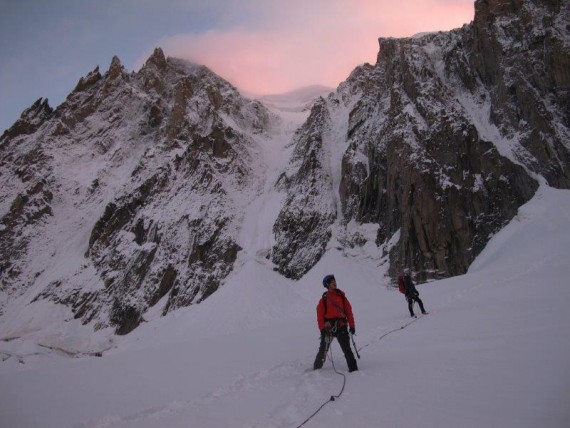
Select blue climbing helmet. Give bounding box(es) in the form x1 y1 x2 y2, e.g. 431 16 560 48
322 274 335 288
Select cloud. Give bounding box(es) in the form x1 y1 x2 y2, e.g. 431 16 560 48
144 0 474 95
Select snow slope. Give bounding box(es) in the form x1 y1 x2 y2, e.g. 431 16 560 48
1 182 569 428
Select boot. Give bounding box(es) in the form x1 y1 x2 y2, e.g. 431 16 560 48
313 355 324 370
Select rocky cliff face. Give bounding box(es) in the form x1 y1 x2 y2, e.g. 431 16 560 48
271 0 568 281
0 48 275 334
470 0 570 187
1 0 568 337
271 99 338 279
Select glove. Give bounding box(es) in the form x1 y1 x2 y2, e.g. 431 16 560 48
349 327 355 335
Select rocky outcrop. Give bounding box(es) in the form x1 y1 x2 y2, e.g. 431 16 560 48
351 0 568 279
275 0 567 281
469 0 570 187
0 177 53 301
0 98 53 140
339 30 542 279
0 49 273 333
271 99 337 279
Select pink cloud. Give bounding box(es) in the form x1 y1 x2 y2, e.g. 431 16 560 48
156 0 474 95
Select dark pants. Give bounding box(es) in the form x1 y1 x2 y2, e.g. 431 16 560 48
407 293 426 316
313 326 358 372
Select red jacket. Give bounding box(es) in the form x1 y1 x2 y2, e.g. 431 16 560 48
316 289 355 331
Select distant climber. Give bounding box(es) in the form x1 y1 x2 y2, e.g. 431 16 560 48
397 268 428 317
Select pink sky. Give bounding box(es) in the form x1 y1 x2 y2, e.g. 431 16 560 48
149 0 475 95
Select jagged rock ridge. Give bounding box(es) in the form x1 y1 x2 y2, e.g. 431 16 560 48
0 48 275 334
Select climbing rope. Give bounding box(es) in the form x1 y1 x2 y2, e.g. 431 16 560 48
357 315 420 353
296 315 421 427
296 336 346 428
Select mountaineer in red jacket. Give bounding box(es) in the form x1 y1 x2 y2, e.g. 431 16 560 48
313 274 358 372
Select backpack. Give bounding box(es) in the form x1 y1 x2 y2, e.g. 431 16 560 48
322 291 347 317
397 275 406 294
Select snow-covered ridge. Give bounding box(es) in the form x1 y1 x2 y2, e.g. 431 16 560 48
254 85 334 112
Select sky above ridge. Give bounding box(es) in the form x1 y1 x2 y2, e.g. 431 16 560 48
0 0 474 133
